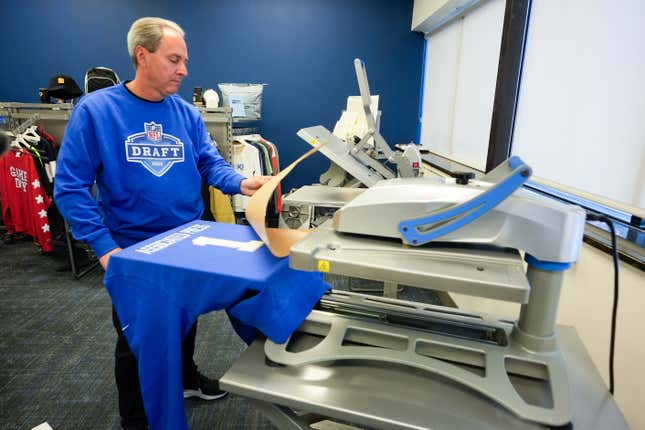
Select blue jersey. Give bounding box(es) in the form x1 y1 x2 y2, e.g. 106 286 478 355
54 83 245 257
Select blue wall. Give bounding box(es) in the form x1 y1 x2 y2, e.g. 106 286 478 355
0 0 424 190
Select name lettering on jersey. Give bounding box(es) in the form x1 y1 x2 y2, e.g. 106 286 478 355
9 166 28 192
125 122 185 177
136 223 211 255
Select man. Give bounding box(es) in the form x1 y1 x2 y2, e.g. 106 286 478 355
54 17 270 430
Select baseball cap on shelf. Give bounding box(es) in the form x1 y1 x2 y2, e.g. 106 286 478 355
47 75 83 100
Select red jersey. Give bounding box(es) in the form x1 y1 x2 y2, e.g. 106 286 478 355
0 148 53 252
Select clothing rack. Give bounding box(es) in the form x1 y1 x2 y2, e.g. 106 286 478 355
64 221 100 279
0 101 99 279
198 106 233 162
11 113 40 135
1 103 234 278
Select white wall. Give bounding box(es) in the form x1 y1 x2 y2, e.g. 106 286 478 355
451 245 645 430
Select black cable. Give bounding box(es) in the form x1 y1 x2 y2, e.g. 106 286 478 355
586 213 619 395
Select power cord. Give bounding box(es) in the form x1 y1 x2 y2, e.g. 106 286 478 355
586 213 619 395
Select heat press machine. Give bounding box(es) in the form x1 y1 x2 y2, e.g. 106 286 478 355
297 59 422 188
279 59 421 232
221 155 628 429
278 185 365 230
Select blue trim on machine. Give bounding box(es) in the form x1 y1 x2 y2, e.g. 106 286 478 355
508 156 523 169
399 156 531 245
525 254 572 271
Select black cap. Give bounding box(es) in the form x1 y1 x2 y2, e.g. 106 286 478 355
47 75 83 100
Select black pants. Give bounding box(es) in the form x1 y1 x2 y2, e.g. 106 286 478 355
112 307 198 428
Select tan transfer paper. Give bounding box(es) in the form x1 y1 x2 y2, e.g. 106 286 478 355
245 141 328 257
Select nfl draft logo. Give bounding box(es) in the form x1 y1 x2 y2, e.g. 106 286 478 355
146 122 162 142
125 122 185 177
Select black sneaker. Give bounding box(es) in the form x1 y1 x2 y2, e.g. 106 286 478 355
183 373 229 401
122 424 148 430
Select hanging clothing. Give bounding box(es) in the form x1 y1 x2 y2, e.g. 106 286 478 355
0 148 53 252
256 137 282 213
230 135 282 214
249 140 271 175
230 140 261 212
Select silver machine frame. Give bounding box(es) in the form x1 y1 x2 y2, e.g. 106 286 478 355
221 165 627 429
266 162 580 427
220 57 628 429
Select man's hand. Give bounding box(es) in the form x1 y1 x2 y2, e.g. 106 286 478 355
240 176 272 196
99 247 122 270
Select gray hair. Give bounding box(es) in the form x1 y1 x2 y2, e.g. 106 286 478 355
127 17 185 68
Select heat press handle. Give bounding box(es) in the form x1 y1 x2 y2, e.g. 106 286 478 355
399 156 532 246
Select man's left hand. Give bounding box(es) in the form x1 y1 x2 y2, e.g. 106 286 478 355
240 176 272 196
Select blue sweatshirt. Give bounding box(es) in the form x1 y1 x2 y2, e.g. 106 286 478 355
54 83 245 257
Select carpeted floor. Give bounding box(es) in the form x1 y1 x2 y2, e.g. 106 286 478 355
0 237 276 430
0 236 440 430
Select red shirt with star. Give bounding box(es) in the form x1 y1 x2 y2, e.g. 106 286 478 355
0 148 53 252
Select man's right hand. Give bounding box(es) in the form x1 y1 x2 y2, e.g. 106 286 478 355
99 247 122 270
240 176 272 196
